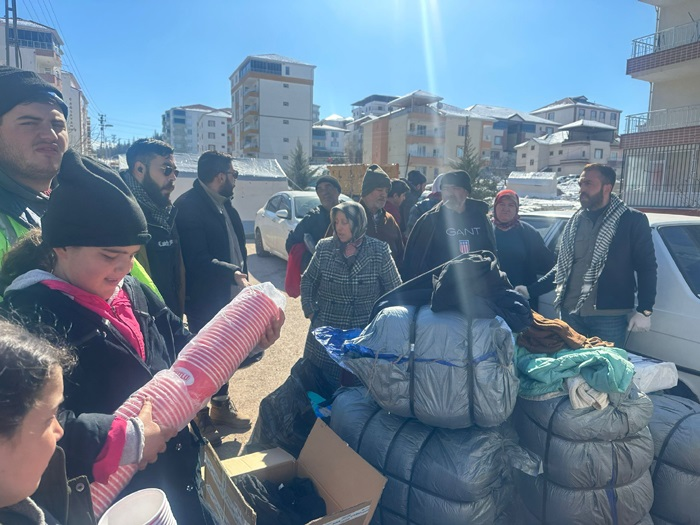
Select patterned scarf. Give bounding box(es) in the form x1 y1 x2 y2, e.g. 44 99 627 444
554 193 628 313
121 170 173 231
492 189 521 231
331 201 367 267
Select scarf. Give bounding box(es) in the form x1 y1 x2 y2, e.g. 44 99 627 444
121 170 174 231
331 201 368 267
492 189 520 231
554 194 628 313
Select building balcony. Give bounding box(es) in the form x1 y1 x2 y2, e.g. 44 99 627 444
243 122 259 133
625 104 700 134
243 104 258 115
407 129 445 138
243 141 259 152
627 21 700 81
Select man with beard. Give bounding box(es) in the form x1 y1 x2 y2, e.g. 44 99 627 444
175 150 251 442
122 139 184 316
402 169 495 280
548 163 657 348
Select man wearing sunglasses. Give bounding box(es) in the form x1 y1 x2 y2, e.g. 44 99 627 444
122 138 185 316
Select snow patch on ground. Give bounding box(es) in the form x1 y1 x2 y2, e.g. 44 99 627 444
517 179 581 213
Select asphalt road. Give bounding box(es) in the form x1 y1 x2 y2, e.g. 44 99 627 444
214 242 308 459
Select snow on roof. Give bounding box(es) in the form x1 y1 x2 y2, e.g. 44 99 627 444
249 54 314 67
171 153 286 180
532 96 621 113
0 18 63 44
557 119 617 131
390 90 443 108
324 114 349 121
515 131 570 149
508 171 558 182
313 124 349 132
203 110 231 118
352 94 399 107
466 104 558 125
436 102 496 121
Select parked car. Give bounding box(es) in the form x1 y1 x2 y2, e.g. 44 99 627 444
254 190 349 261
521 210 700 401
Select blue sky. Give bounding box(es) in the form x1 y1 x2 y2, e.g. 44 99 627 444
31 0 657 142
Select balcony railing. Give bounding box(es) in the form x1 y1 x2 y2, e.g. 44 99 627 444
631 20 700 58
243 104 258 114
625 104 700 134
407 129 445 138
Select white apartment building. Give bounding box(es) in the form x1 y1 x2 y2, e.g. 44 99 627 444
0 18 63 88
230 54 315 167
531 96 622 132
197 109 232 153
346 95 398 164
621 0 700 211
162 104 215 154
61 71 90 154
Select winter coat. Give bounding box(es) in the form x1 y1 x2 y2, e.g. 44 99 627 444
399 189 422 234
405 195 440 237
360 200 404 267
1 277 210 525
175 179 248 331
402 199 496 280
285 204 331 271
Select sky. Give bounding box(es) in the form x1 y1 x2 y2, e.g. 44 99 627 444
23 0 658 143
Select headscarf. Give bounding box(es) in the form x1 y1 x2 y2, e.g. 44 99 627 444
492 189 520 231
331 201 367 265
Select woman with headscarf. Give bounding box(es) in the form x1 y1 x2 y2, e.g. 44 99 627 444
301 201 401 389
492 189 555 312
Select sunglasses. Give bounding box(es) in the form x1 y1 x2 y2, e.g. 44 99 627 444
161 165 179 177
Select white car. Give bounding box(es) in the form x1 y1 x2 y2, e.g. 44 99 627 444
254 190 349 261
521 211 700 401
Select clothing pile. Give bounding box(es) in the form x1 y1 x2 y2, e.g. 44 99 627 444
647 394 700 525
331 387 532 525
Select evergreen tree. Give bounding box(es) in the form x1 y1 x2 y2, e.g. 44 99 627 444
286 139 317 190
449 128 498 202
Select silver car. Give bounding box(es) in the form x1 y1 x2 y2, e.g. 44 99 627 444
521 211 700 401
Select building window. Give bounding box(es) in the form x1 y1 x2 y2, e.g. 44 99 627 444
283 101 289 106
285 66 290 75
599 111 605 121
221 133 225 137
521 153 526 159
434 168 439 177
457 146 464 157
283 155 289 160
494 136 502 145
549 151 554 156
208 132 215 139
529 159 534 166
331 131 338 138
610 151 618 160
283 138 289 142
594 148 603 159
283 119 289 124
545 127 554 134
578 109 585 119
417 125 427 136
208 145 216 151
582 150 586 157
530 145 535 151
409 123 415 132
557 167 562 172
547 112 555 120
432 148 439 157
458 125 466 137
331 141 339 147
283 83 289 88
611 113 617 122
208 120 215 127
558 150 563 155
590 110 597 119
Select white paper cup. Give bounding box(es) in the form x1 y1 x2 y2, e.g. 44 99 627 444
98 488 177 525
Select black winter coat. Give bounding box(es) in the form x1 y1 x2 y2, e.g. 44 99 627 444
1 277 210 525
285 205 331 271
175 179 248 331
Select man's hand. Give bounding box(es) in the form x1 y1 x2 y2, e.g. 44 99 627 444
628 312 651 332
514 285 530 299
258 309 285 349
137 398 176 470
234 270 250 288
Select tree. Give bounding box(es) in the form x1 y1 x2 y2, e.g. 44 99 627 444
448 122 498 202
286 139 317 190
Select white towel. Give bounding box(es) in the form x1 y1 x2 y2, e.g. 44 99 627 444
566 375 609 410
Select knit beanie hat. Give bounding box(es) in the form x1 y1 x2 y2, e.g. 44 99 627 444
441 170 472 193
43 149 151 247
315 175 341 194
407 169 427 186
361 164 391 197
0 66 68 118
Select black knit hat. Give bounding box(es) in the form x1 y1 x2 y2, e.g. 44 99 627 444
0 66 68 118
315 175 341 194
407 170 426 185
43 149 151 248
361 164 391 196
441 170 472 193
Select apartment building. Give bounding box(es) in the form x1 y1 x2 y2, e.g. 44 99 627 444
162 105 215 154
61 71 90 154
515 120 621 175
0 18 63 88
312 114 351 162
196 109 232 153
344 95 398 163
621 0 700 211
230 54 315 167
531 96 622 131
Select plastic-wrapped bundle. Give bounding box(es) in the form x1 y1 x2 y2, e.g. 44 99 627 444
90 283 285 517
316 305 518 429
331 387 517 525
513 390 655 525
647 394 700 525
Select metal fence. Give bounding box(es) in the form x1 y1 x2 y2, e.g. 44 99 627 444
632 20 700 58
626 105 700 134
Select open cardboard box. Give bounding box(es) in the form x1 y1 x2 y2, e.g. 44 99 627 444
201 419 387 525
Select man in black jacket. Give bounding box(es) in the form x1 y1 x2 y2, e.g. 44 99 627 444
399 169 426 235
402 170 495 280
175 150 251 440
549 163 657 348
121 139 184 317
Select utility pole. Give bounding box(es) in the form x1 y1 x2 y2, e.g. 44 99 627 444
98 114 113 159
463 115 470 158
4 0 20 67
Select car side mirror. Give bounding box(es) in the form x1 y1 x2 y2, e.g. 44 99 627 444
276 209 290 219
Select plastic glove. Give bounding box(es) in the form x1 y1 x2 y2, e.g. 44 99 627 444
628 312 651 332
514 285 530 300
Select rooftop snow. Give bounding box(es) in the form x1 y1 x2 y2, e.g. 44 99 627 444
466 104 558 125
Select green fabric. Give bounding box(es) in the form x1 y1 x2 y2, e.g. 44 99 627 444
515 345 634 398
0 214 28 267
130 258 163 300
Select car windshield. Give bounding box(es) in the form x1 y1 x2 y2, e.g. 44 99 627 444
658 224 700 298
294 195 321 218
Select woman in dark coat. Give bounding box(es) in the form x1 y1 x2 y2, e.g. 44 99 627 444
301 201 401 390
492 189 555 312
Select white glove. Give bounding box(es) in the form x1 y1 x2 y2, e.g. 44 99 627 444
514 285 530 300
628 312 651 332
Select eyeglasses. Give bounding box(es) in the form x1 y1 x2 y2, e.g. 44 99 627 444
160 165 179 177
225 170 239 179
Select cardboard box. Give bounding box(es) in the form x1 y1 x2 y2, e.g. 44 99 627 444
201 419 386 525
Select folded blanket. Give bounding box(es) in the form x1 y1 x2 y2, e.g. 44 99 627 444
517 311 613 354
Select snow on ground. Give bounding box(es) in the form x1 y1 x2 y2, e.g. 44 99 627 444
517 178 581 214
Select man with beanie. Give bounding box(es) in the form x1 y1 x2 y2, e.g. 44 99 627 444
175 150 251 442
399 169 427 234
402 169 495 280
360 164 404 266
285 174 341 271
121 138 185 317
0 65 68 263
385 179 410 233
